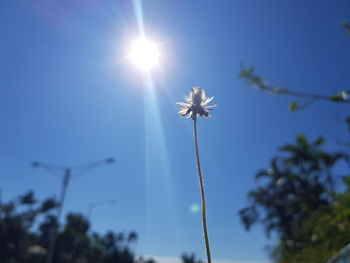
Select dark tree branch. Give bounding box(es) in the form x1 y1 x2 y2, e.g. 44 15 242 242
239 67 350 111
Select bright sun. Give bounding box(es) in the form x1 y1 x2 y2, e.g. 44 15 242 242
129 38 160 71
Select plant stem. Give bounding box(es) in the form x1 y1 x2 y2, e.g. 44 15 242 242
193 118 212 263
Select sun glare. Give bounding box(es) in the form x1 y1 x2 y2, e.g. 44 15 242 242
129 38 160 71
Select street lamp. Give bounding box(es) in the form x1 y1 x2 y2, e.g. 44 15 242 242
31 158 115 263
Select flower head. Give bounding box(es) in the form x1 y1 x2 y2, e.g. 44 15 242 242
177 87 217 120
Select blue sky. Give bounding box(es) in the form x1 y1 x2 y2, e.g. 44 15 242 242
1 0 350 262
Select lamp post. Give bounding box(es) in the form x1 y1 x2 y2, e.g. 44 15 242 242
31 158 115 263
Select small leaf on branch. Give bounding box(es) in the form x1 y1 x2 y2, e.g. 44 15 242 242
314 137 325 146
289 101 299 111
330 93 345 102
296 134 308 146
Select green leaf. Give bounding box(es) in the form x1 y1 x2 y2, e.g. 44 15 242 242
314 137 325 146
289 101 298 111
330 94 344 102
296 134 307 146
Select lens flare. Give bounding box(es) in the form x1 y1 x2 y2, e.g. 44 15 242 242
190 204 200 214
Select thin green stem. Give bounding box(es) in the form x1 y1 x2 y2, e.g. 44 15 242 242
193 118 212 263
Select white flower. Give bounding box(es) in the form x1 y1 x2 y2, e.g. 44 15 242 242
177 87 217 120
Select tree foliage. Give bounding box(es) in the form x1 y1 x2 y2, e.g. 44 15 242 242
0 191 204 263
272 176 350 263
0 192 149 263
240 135 350 263
181 253 204 263
0 191 58 262
238 20 350 263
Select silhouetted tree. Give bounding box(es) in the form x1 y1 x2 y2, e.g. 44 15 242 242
0 192 156 263
181 253 203 263
238 20 350 262
0 191 57 263
240 135 348 263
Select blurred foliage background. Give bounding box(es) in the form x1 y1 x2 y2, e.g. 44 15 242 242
0 191 202 263
239 21 350 263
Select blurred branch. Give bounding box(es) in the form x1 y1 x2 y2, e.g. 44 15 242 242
239 67 350 111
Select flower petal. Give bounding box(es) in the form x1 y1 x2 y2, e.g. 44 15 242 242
203 96 214 105
205 104 217 108
184 96 192 103
176 102 191 107
201 90 206 101
186 112 192 118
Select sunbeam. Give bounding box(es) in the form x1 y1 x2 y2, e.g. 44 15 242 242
132 0 145 36
130 0 183 250
143 73 183 249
